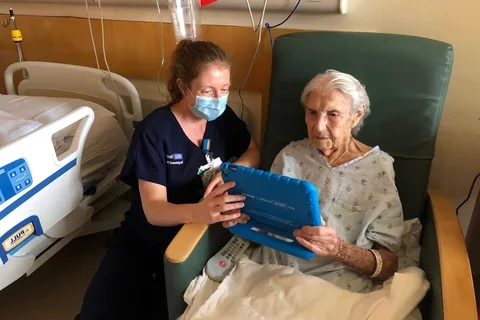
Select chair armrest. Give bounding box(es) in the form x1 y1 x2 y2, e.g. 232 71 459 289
165 223 209 263
428 188 478 320
164 223 231 320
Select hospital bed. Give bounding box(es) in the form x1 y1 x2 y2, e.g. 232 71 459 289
163 32 478 320
0 61 143 291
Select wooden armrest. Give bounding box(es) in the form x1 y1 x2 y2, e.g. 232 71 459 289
428 188 478 320
165 223 209 263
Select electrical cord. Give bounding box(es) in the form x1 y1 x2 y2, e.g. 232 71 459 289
456 173 480 215
265 0 301 47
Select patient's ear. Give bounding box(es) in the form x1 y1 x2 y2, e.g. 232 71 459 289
352 104 365 128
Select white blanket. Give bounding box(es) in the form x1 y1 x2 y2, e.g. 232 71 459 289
181 258 428 320
181 219 427 320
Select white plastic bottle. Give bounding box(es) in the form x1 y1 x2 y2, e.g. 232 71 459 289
167 0 202 43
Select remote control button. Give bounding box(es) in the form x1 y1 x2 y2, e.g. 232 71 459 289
226 255 230 259
219 261 227 268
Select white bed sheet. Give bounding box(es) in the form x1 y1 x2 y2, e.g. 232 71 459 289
0 95 129 186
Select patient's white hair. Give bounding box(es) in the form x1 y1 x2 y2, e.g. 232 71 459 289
300 69 371 135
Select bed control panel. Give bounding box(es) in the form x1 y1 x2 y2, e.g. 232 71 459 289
0 159 33 205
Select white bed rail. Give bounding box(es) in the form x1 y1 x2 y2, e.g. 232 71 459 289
4 61 142 140
0 107 94 272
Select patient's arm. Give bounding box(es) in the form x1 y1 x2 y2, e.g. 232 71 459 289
333 239 398 281
295 226 397 281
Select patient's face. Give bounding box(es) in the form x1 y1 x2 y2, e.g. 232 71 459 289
305 89 360 156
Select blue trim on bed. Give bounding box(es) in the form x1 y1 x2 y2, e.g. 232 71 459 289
0 159 77 221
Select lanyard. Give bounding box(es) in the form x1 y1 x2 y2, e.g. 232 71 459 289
202 139 213 163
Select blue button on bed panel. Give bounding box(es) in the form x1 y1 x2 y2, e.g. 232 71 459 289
0 190 4 205
0 158 33 201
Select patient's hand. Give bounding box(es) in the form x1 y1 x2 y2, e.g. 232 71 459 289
222 211 250 228
294 226 339 257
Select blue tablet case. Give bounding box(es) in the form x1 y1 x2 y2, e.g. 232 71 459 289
220 162 322 260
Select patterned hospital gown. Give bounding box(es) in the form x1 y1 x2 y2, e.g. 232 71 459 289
250 138 405 293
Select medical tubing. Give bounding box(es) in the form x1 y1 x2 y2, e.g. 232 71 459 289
97 0 124 123
239 0 268 120
85 0 100 69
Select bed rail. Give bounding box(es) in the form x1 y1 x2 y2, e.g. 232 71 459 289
4 61 142 140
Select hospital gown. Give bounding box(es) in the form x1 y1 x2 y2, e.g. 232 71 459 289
250 138 405 293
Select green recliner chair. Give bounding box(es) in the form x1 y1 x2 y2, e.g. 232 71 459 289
164 31 477 320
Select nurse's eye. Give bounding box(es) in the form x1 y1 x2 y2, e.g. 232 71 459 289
201 89 214 95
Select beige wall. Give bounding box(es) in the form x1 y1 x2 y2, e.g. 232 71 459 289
1 0 479 233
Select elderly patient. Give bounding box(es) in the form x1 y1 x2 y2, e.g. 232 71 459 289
227 69 404 293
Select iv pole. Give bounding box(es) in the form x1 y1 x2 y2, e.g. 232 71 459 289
3 8 28 79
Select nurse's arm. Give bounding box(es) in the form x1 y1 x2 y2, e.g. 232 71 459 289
139 180 197 226
232 137 261 168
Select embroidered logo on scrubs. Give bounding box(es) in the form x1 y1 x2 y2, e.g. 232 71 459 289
167 153 184 165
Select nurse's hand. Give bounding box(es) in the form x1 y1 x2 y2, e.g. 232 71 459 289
204 172 223 198
195 181 245 225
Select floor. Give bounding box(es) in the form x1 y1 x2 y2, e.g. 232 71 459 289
0 232 108 319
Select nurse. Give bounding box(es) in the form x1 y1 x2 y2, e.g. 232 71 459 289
76 40 261 319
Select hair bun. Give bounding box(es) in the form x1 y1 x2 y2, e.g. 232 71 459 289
176 39 194 52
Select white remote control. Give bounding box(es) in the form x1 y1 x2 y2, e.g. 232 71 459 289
206 236 250 282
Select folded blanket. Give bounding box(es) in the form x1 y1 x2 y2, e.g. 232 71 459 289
181 257 429 320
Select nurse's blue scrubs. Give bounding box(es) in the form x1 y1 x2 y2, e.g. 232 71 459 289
76 104 251 319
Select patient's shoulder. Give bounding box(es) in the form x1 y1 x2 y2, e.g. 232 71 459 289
370 149 397 179
270 139 313 173
279 138 312 155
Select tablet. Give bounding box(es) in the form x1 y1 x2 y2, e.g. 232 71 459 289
220 162 322 260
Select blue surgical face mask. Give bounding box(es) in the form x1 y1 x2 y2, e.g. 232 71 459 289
189 94 229 121
183 83 229 121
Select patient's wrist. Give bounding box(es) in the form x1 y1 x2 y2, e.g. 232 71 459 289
331 238 347 261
